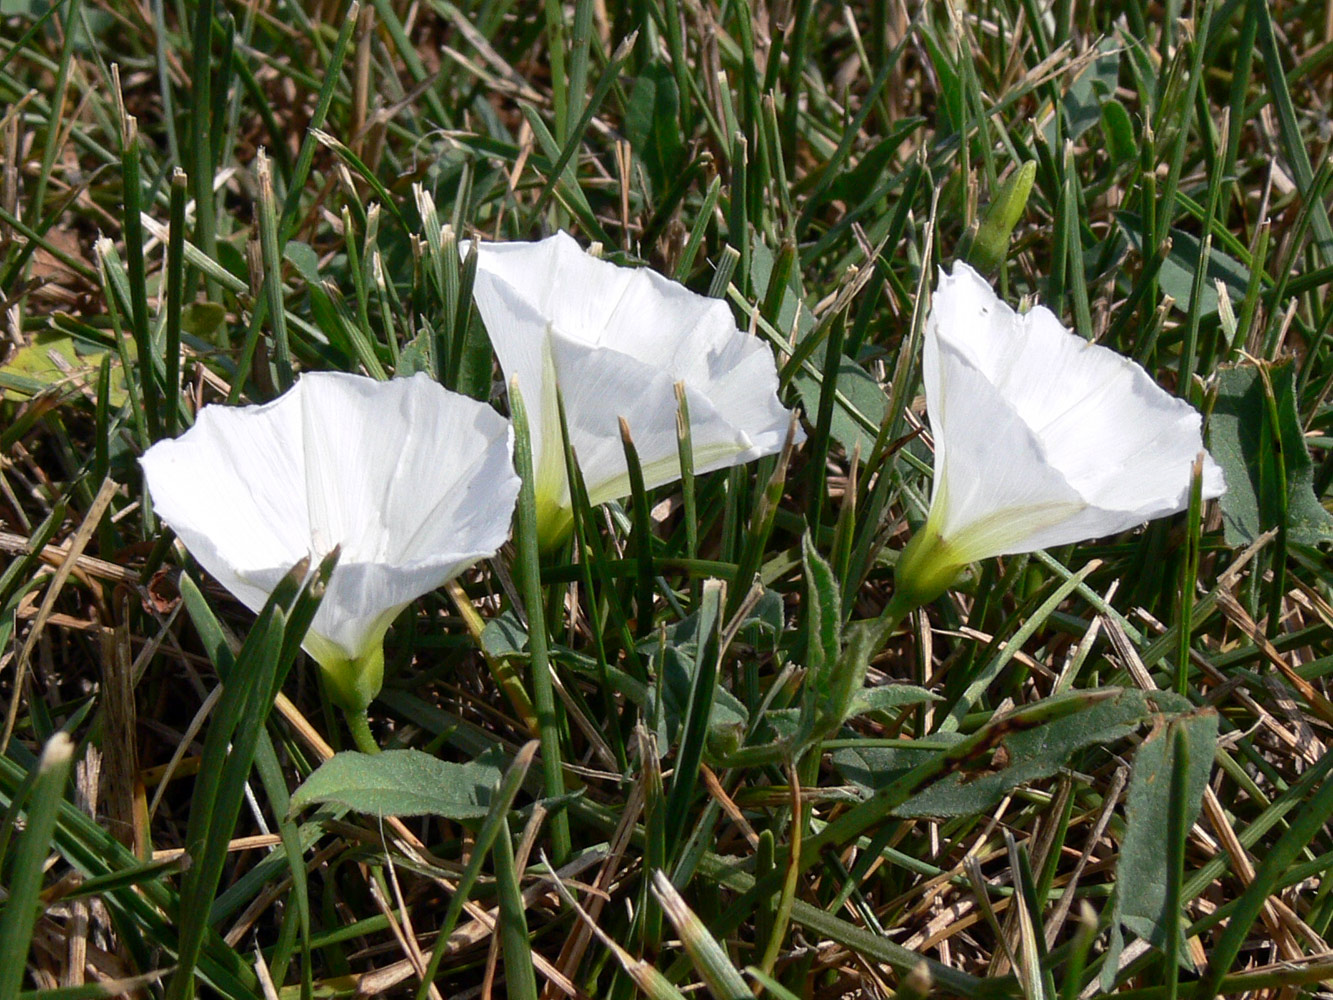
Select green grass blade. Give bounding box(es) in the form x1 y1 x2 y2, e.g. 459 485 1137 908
188 0 219 301
415 742 539 1000
493 818 539 1000
619 417 656 638
164 169 187 436
1195 752 1333 1000
115 102 158 439
255 151 292 390
0 734 74 1000
166 556 329 1000
276 0 359 242
663 579 722 859
508 378 572 865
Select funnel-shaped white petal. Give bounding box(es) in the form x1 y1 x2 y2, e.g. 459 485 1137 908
917 262 1224 567
469 232 800 545
141 372 519 694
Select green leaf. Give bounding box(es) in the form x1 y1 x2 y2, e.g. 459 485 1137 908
802 534 841 685
833 689 1192 818
1108 710 1218 970
831 739 957 794
481 609 530 660
1117 211 1249 318
180 301 227 340
2 330 81 389
1210 359 1333 545
793 359 889 457
823 118 926 206
396 328 433 376
454 312 496 401
0 0 48 16
738 588 785 646
919 27 962 137
804 536 884 744
290 748 506 819
624 61 683 194
749 235 810 341
1044 40 1120 144
646 637 749 764
1 0 110 41
847 684 940 718
283 240 323 284
1100 99 1138 165
0 331 127 404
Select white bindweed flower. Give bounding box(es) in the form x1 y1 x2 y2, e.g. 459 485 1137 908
469 231 802 548
140 372 520 713
894 262 1226 608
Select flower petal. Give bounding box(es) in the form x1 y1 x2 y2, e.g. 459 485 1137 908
935 264 1224 511
139 391 310 616
470 231 636 349
470 261 568 507
294 373 520 658
295 372 516 564
926 326 1089 558
548 328 768 506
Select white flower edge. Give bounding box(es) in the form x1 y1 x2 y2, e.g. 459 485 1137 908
141 372 519 703
468 232 802 545
896 262 1225 604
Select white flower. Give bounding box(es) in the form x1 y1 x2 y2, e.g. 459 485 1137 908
469 231 801 547
140 372 519 711
895 262 1225 606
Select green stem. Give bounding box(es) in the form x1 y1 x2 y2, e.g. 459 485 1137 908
344 708 380 755
860 592 916 661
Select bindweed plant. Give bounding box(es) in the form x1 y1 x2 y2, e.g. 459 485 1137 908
1 2 1332 1000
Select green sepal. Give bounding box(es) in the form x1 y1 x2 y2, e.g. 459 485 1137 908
306 633 385 715
893 517 966 610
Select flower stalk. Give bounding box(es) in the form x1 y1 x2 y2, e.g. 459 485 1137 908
343 707 380 756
